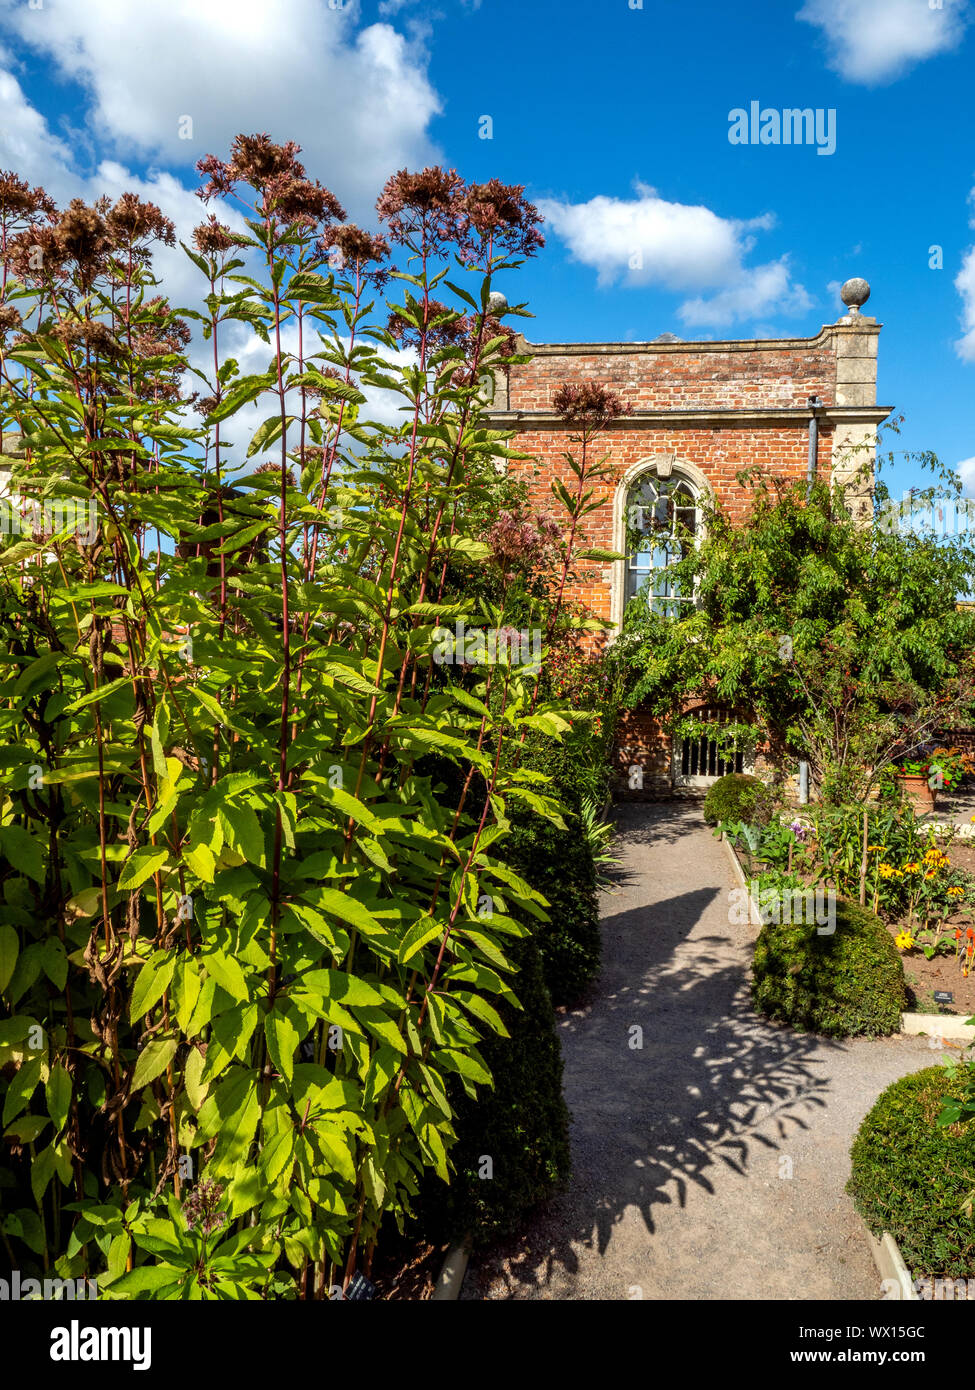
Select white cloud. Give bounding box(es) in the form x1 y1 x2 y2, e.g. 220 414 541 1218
537 184 811 328
797 0 970 84
956 244 975 363
679 260 813 329
957 455 975 492
0 0 442 216
0 67 76 198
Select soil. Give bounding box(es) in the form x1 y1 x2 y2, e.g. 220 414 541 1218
367 1232 447 1300
948 841 975 877
892 926 975 1017
887 838 975 1018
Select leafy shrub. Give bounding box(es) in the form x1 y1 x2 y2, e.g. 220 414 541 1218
506 806 601 1007
848 1067 975 1279
703 772 766 826
415 930 570 1244
752 900 907 1037
0 139 601 1298
499 717 609 1006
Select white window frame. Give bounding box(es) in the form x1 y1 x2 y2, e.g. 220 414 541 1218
610 454 711 635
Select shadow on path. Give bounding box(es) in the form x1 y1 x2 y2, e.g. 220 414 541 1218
464 801 929 1300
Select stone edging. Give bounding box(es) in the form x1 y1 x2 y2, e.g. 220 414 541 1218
866 1230 919 1301
901 1012 975 1042
431 1238 472 1300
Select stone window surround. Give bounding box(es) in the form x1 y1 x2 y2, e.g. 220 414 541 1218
610 454 712 635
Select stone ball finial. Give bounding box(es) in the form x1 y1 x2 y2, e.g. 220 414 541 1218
486 291 508 316
840 277 871 312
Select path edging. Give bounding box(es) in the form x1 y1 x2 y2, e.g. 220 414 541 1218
901 1012 975 1042
431 1238 471 1300
866 1229 919 1300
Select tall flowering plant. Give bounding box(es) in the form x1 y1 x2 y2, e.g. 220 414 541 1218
0 139 583 1298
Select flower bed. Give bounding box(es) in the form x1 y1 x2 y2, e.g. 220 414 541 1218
719 799 975 1015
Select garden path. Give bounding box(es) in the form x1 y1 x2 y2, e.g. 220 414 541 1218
462 801 941 1301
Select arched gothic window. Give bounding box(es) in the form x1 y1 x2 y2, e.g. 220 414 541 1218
623 468 701 616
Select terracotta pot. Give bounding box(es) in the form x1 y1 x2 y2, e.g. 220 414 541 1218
896 774 936 812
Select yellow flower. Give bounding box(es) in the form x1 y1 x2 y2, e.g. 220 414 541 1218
878 863 897 879
924 869 937 880
895 931 915 950
903 861 921 874
948 886 965 898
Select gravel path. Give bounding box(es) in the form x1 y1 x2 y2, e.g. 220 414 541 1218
463 801 943 1301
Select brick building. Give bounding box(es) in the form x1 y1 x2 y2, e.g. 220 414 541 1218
486 285 892 797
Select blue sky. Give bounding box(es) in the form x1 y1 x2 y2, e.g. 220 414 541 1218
0 0 973 497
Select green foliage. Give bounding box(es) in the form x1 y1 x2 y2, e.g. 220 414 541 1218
505 809 601 1007
503 717 609 1006
0 142 605 1296
848 1067 975 1279
939 1043 975 1129
414 929 570 1244
610 474 975 804
752 900 907 1037
702 773 767 827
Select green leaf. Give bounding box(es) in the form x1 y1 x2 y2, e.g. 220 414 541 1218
41 938 68 991
4 1114 49 1143
285 271 337 305
202 949 249 1004
574 547 624 562
106 1265 184 1297
218 803 266 868
180 1047 206 1113
131 1038 178 1092
183 841 216 883
118 845 170 890
0 826 47 884
363 1045 399 1106
352 1006 407 1054
12 651 60 699
397 915 443 966
130 950 177 1021
298 968 385 1008
440 1047 492 1085
45 1064 72 1134
0 924 19 994
264 1008 300 1084
451 991 510 1037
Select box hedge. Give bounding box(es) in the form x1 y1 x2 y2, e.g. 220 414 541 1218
412 929 571 1245
848 1066 975 1279
703 772 766 827
752 898 907 1037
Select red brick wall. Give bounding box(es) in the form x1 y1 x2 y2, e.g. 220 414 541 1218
512 423 834 623
499 335 844 798
500 338 840 626
507 344 837 414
